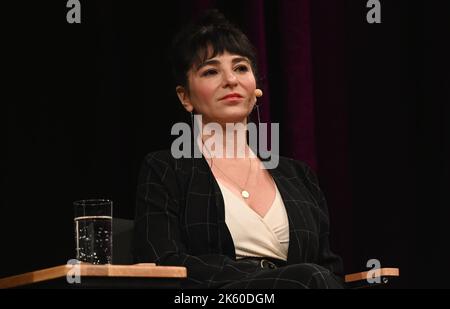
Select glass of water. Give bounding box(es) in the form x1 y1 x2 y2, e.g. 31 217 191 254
74 199 113 264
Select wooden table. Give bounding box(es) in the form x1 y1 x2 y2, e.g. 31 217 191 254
0 263 187 289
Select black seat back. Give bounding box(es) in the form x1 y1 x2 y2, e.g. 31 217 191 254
112 218 134 264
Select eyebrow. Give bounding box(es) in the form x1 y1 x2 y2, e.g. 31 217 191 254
196 57 250 71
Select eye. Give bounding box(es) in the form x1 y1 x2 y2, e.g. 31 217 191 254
201 69 217 77
235 65 249 73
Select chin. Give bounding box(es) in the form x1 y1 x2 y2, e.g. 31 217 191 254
215 107 249 123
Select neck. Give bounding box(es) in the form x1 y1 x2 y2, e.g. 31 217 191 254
194 116 252 160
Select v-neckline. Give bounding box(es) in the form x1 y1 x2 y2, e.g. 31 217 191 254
217 179 278 220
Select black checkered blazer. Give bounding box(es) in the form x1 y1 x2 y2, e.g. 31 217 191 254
133 150 343 288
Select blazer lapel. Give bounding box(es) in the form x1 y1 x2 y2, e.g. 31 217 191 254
184 150 236 257
265 159 304 264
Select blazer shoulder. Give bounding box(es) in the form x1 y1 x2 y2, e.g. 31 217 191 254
141 149 194 176
143 149 175 166
277 156 312 177
276 156 322 191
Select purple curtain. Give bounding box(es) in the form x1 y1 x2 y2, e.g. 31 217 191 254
244 1 272 124
276 0 317 170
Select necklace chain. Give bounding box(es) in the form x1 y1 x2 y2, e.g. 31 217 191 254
201 140 252 199
211 156 252 199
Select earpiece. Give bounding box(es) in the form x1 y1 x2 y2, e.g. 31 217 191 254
255 89 263 98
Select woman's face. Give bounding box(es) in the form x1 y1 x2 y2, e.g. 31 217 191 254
177 51 257 125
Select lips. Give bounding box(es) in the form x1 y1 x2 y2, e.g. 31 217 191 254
219 93 243 100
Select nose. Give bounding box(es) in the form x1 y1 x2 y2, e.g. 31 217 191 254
222 70 238 88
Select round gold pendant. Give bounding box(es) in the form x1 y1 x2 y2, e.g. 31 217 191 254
241 190 250 199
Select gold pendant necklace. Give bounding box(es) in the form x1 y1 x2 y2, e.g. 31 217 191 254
211 157 252 199
241 190 250 199
199 134 252 199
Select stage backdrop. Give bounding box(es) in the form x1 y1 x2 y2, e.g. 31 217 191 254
4 0 449 288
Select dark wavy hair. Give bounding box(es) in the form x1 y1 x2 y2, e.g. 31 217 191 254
171 10 259 89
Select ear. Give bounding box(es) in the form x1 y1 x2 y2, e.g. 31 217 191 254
176 86 194 113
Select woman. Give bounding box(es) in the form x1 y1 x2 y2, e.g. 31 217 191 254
133 10 344 289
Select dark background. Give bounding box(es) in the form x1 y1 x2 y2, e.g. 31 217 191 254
4 1 449 288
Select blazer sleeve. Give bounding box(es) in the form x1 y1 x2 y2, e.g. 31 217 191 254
132 152 259 288
295 160 344 278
